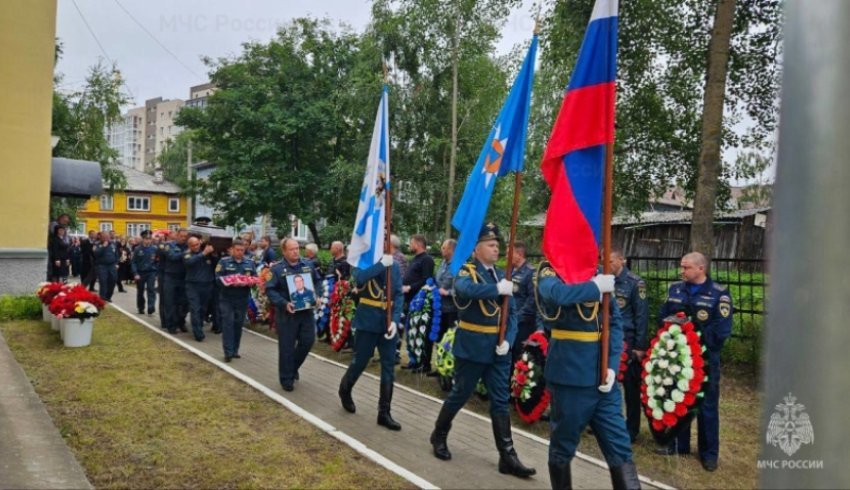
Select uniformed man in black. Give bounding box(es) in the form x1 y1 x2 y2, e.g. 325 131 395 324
154 231 172 329
184 236 216 342
163 228 189 334
609 248 649 442
510 241 538 362
132 230 158 315
265 238 322 391
216 239 256 362
92 231 119 301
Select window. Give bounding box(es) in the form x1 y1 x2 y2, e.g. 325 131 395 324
127 196 150 211
99 195 114 211
99 222 113 232
168 197 180 213
126 222 151 237
74 221 86 235
167 223 181 232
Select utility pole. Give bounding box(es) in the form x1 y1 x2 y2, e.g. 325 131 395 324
444 9 461 239
187 138 193 225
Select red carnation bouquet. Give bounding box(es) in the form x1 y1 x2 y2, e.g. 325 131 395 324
640 312 707 445
48 284 107 319
219 274 262 287
328 280 356 351
36 282 66 305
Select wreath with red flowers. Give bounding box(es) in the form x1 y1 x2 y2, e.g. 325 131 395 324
511 331 550 424
641 312 707 445
328 280 356 351
617 341 629 382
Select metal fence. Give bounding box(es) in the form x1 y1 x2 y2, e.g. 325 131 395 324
627 256 767 363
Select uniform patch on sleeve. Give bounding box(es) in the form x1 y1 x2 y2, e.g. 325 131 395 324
540 267 556 278
719 295 731 303
458 268 470 277
696 309 709 321
638 282 647 300
215 264 222 272
719 301 731 318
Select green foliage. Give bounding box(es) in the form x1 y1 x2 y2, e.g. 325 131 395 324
0 296 42 321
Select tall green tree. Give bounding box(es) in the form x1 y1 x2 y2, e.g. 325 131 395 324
51 45 130 222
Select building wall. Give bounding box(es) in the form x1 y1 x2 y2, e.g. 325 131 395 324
154 99 184 157
107 107 145 171
77 192 187 237
0 0 57 294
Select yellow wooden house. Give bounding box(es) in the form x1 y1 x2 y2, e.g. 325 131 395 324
77 167 187 237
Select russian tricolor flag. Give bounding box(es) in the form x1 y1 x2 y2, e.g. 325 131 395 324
540 0 618 284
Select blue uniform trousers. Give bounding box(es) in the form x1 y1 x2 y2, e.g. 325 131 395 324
96 264 117 301
163 275 187 330
156 272 166 327
136 272 156 313
277 309 315 386
345 330 396 384
442 356 511 418
219 297 248 357
186 281 212 339
548 383 633 467
669 351 721 462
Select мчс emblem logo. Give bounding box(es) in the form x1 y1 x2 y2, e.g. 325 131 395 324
766 393 814 457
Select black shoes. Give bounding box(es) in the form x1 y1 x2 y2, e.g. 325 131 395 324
178 325 188 333
610 461 641 490
492 413 536 478
430 407 454 461
377 383 401 431
232 354 241 359
654 446 677 456
339 375 356 413
281 383 294 392
224 356 232 363
701 459 718 472
138 309 144 314
548 462 572 490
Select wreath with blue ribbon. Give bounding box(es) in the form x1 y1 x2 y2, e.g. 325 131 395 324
406 282 433 365
314 276 336 334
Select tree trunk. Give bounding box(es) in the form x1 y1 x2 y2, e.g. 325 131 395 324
689 0 737 258
444 13 460 239
308 222 321 249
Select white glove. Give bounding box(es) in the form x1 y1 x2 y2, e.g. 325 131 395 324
384 321 398 339
495 340 510 356
591 274 616 297
496 279 514 296
380 254 394 267
598 368 616 393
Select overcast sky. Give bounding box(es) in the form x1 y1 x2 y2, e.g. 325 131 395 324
56 0 538 106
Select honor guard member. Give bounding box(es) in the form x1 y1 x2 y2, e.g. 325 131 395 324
265 238 322 391
132 230 158 315
510 241 538 362
92 232 119 301
184 237 216 342
338 253 404 430
215 239 256 362
656 252 732 472
609 248 649 442
163 229 190 334
429 223 536 479
535 261 641 490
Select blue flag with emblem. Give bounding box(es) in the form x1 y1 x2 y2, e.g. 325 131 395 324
347 86 390 269
449 35 537 274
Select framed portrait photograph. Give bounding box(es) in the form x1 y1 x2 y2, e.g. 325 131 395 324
286 272 317 311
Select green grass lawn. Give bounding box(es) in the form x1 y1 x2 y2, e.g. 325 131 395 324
244 323 760 490
0 309 411 489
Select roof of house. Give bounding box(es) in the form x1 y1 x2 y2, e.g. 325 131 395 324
523 206 771 228
121 166 181 194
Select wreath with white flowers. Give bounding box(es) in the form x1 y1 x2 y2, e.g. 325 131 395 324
406 281 435 365
641 312 708 445
433 324 487 396
511 331 550 423
329 280 356 351
314 276 335 335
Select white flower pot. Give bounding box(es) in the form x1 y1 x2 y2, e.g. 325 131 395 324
51 315 61 332
42 304 52 322
63 318 94 348
60 318 66 340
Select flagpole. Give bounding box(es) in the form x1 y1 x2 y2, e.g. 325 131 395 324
600 142 614 384
382 62 393 334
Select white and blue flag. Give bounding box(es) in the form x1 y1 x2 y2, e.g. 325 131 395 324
347 86 390 269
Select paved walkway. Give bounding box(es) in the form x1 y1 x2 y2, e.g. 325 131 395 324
111 290 671 490
0 330 93 490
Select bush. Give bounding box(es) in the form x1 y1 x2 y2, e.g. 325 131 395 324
0 295 42 321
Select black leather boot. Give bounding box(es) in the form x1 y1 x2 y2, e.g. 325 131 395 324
610 461 641 490
548 462 572 490
492 413 536 478
430 406 455 460
377 383 402 431
338 373 356 414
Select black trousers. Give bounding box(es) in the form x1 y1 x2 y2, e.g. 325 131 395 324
622 354 642 440
276 309 316 385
